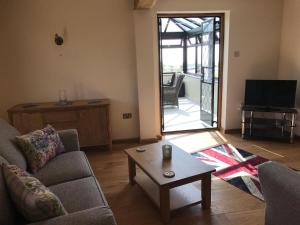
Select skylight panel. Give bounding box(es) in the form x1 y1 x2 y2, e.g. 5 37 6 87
176 18 199 29
166 20 184 32
186 17 203 25
161 18 168 32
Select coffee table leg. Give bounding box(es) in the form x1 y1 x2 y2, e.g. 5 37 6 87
160 187 170 223
128 156 136 185
201 174 212 209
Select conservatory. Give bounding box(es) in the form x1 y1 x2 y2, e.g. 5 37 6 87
158 15 223 132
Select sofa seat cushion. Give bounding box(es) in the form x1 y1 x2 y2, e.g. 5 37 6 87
0 119 27 170
34 151 92 186
49 177 108 213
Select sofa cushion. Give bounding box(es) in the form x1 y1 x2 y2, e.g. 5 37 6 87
57 129 80 152
34 151 92 186
0 156 18 225
0 119 27 170
2 164 67 222
49 176 108 213
16 125 65 173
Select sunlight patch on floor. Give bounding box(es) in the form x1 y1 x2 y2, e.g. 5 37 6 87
215 131 228 143
252 144 284 158
164 132 225 153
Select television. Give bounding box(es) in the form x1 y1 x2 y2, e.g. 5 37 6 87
244 80 297 108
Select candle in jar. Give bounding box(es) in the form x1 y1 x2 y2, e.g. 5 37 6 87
162 144 172 160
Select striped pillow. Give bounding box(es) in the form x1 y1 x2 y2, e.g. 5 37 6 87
2 164 67 222
16 125 65 173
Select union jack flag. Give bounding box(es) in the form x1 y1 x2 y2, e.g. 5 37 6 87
192 144 269 200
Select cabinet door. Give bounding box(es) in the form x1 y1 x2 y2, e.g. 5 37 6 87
12 112 43 134
78 107 109 147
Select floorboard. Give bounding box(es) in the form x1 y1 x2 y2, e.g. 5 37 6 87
86 132 300 225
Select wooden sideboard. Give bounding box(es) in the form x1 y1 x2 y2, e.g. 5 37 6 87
7 99 112 150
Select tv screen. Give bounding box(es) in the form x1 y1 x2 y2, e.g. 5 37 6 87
244 80 297 108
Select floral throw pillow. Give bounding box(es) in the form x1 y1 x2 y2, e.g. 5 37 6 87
16 125 65 173
2 164 67 222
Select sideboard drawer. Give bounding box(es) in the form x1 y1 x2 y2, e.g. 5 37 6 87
44 111 78 123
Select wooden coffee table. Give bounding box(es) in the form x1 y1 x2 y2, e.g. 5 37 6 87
124 141 215 223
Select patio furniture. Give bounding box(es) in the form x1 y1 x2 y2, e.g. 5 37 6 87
163 73 176 87
258 161 300 225
163 74 185 107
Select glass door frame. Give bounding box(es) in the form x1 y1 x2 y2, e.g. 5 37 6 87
157 13 225 134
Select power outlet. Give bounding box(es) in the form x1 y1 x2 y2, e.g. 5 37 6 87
123 113 132 119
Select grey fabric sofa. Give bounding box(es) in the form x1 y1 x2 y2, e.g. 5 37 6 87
0 119 117 225
258 161 300 225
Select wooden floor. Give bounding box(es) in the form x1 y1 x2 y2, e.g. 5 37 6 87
86 132 300 225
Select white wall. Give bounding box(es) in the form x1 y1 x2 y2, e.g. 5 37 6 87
134 0 283 139
0 0 140 140
278 0 300 134
185 76 201 105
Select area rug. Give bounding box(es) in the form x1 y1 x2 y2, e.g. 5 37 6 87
192 144 269 200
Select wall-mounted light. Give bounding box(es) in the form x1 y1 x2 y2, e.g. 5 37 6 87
54 33 64 46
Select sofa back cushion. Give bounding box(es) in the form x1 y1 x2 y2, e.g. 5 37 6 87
0 156 18 225
0 119 27 170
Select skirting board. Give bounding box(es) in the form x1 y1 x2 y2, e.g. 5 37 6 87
220 128 241 134
112 137 140 144
112 135 162 145
139 135 162 144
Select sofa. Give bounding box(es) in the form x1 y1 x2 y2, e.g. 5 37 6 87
0 119 117 225
258 161 300 225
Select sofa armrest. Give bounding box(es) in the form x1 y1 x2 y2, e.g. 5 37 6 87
27 206 117 225
58 129 80 152
258 161 300 225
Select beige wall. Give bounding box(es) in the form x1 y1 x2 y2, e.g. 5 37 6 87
0 0 20 121
134 0 283 138
0 0 285 140
134 10 158 139
278 0 300 134
0 0 140 140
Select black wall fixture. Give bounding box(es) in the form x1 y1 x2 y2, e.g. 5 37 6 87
54 34 64 46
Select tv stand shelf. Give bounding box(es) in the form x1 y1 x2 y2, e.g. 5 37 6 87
241 106 297 143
